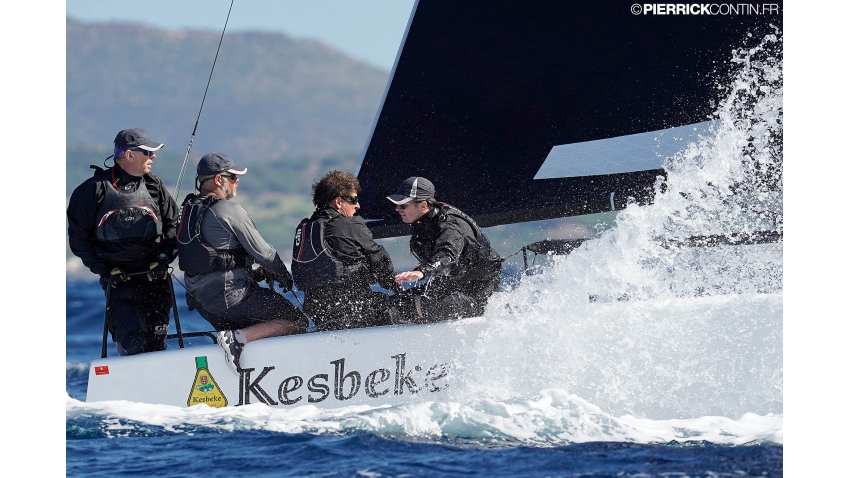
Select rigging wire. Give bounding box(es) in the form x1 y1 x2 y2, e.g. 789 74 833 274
172 0 235 202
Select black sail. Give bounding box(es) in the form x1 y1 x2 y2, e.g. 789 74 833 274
356 0 782 238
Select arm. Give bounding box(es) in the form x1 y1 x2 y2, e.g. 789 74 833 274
217 202 291 282
155 178 179 263
67 180 108 276
414 220 471 278
348 217 400 291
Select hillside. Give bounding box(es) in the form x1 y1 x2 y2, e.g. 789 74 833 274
66 18 389 162
65 18 607 277
66 17 391 274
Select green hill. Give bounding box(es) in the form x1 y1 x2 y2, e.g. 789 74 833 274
66 17 389 274
66 18 388 162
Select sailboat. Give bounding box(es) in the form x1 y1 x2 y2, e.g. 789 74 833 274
85 0 782 409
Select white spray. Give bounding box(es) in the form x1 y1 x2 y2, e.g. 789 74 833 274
466 30 783 421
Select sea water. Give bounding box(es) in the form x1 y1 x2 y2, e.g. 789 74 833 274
66 31 783 476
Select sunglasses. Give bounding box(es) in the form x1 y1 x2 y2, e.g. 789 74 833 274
120 148 155 156
340 195 360 204
219 172 239 181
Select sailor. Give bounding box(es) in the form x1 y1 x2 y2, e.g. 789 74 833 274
387 177 503 322
177 152 306 373
291 170 402 331
67 128 178 355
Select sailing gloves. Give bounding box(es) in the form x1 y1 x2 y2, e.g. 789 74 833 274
252 266 270 283
277 269 294 293
100 259 168 287
147 261 170 280
104 267 129 288
255 267 293 292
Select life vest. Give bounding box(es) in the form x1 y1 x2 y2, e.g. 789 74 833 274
411 202 501 281
176 193 251 274
93 167 163 264
291 211 361 291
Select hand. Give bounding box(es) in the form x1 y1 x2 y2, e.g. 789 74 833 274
147 261 169 280
277 270 293 292
394 270 424 284
104 267 129 288
251 266 268 283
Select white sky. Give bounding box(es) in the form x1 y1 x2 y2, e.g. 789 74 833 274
66 0 417 70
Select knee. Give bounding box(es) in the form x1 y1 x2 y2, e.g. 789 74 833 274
146 335 167 352
116 331 147 356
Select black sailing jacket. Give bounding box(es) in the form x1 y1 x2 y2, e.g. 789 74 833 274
67 164 178 276
295 207 400 302
409 203 502 287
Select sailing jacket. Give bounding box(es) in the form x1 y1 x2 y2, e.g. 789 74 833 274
292 206 398 294
67 164 178 276
178 195 292 313
177 194 251 275
409 203 503 288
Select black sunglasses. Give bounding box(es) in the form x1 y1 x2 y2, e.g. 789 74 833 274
219 172 238 181
340 195 359 204
123 148 155 156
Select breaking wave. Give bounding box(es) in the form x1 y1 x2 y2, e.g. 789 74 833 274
66 390 781 445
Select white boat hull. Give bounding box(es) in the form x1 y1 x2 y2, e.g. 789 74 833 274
86 317 487 409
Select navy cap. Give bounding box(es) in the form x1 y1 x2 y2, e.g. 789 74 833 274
114 128 163 152
387 177 435 204
197 152 248 176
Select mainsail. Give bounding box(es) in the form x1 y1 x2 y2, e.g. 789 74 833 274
355 0 782 238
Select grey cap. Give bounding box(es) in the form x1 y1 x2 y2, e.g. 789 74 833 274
114 128 163 152
387 177 435 204
197 152 248 176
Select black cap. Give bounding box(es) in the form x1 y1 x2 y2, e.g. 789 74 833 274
197 152 248 176
114 128 163 152
387 177 435 204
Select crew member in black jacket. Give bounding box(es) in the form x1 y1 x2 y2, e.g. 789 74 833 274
387 177 503 322
67 128 178 355
292 170 401 331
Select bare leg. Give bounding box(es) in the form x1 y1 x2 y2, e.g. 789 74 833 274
414 296 424 318
240 320 302 343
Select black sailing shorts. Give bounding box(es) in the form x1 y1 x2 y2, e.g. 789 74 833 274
190 285 306 332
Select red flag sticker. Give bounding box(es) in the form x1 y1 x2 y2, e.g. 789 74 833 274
95 366 109 375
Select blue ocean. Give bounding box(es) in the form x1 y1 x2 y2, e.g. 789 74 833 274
66 33 783 477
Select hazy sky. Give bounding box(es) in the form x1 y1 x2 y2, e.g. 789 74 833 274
66 0 417 70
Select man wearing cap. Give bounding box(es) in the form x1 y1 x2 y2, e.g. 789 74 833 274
177 152 306 374
387 177 503 322
291 170 402 331
67 128 178 356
